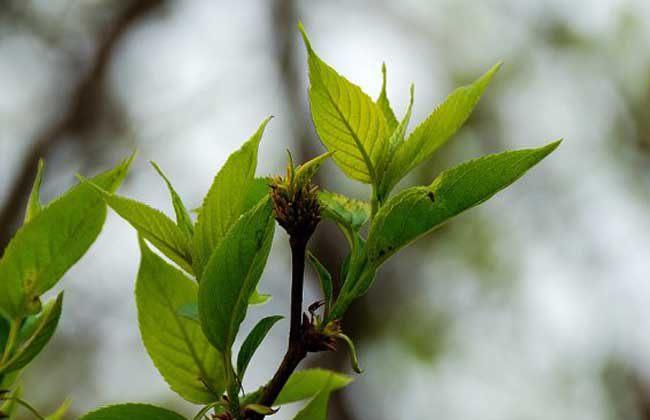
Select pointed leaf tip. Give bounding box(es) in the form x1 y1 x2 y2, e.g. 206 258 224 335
126 149 138 165
542 138 562 155
297 22 313 53
486 61 503 80
24 158 46 223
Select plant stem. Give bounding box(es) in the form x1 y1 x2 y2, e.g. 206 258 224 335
0 396 45 420
288 237 306 343
247 236 309 419
223 350 241 419
0 318 21 366
370 183 379 221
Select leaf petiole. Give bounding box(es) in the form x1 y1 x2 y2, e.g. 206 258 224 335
0 318 21 367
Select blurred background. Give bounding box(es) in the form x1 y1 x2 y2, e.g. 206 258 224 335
1 0 650 418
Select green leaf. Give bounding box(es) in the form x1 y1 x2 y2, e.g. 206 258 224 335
24 159 45 224
295 151 334 185
331 141 561 319
244 404 277 416
380 63 501 198
307 252 332 310
150 161 194 237
369 140 561 268
198 198 275 352
376 63 399 133
244 178 271 211
248 289 272 306
178 292 270 325
378 84 415 180
137 238 224 403
0 293 63 375
0 155 133 320
294 390 330 420
318 191 370 232
193 117 271 278
177 303 199 323
299 23 387 184
275 369 352 405
79 404 185 420
97 190 194 275
236 315 283 379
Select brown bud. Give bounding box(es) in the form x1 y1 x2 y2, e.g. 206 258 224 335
269 170 321 239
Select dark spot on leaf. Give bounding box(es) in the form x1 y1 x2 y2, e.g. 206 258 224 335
427 191 435 202
378 249 386 257
255 230 265 248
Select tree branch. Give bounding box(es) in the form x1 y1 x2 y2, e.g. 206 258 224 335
0 0 163 250
265 1 360 419
247 236 309 420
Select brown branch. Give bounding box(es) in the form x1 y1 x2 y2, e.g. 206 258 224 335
249 237 309 419
266 1 360 420
0 0 164 250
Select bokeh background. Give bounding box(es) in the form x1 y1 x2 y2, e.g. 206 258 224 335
1 0 650 418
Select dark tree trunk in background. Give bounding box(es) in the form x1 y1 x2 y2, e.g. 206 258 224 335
0 0 164 249
270 2 387 419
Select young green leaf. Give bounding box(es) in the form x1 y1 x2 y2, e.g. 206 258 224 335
307 252 333 310
236 315 283 379
178 292 271 325
137 238 225 403
0 293 63 375
330 141 561 319
244 404 278 416
150 161 194 237
79 404 185 420
376 63 399 133
0 155 133 320
275 369 352 405
294 151 334 185
318 191 370 232
299 23 388 185
328 249 372 321
368 140 561 268
248 289 272 306
198 198 275 353
378 84 415 182
24 159 45 224
96 190 194 275
293 390 330 420
193 117 271 277
379 63 501 198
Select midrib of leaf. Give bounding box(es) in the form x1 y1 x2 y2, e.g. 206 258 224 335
151 277 219 398
226 230 266 349
317 67 379 186
439 152 532 195
120 203 191 264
